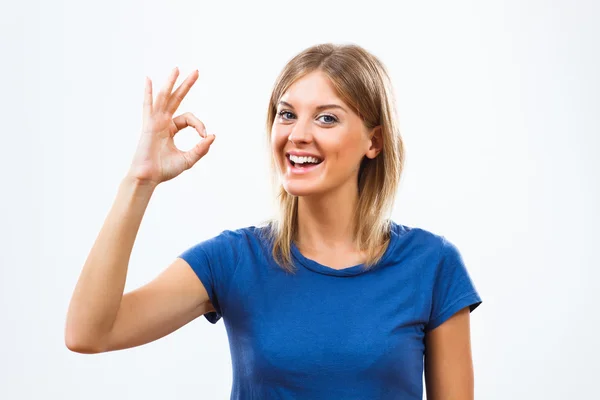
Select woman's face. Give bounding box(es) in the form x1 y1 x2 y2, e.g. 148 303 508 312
271 71 381 197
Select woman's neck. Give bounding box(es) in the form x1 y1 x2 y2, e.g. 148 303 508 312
295 182 359 253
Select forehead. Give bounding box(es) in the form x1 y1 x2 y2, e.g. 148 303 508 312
279 71 341 106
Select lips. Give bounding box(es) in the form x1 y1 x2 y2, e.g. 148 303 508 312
284 152 324 174
287 155 323 167
286 150 323 166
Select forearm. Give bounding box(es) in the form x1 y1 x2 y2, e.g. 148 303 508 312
65 175 157 351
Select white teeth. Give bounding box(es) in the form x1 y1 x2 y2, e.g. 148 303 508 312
289 155 321 164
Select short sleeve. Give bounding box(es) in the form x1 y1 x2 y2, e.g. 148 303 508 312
178 230 241 324
425 236 482 332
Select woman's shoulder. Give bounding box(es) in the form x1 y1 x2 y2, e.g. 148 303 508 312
390 221 472 271
389 220 439 239
206 222 275 248
388 220 452 251
219 221 273 237
180 223 272 265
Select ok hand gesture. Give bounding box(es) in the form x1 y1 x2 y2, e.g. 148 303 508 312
128 67 215 186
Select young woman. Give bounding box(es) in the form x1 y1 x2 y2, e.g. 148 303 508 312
66 43 482 399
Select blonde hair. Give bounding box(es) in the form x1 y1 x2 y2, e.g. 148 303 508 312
264 43 405 273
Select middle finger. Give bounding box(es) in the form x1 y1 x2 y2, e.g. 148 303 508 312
167 70 199 114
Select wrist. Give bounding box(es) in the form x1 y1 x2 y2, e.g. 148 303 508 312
121 174 159 194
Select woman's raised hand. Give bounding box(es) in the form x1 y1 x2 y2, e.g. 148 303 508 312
127 67 215 186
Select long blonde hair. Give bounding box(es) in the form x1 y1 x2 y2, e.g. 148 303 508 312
265 43 405 273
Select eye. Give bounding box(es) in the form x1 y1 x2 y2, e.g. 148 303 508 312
318 114 338 124
277 110 295 120
277 110 338 125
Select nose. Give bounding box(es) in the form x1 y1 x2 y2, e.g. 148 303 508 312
288 118 313 144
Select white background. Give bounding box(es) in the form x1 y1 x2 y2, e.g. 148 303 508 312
1 0 598 398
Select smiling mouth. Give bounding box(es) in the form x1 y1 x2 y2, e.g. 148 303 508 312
286 154 324 168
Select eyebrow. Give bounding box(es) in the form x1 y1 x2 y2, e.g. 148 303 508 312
277 101 347 113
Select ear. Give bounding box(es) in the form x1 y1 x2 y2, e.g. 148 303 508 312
365 125 383 159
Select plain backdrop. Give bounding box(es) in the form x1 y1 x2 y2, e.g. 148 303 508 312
1 0 598 399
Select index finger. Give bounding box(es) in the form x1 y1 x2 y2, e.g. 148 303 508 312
167 69 199 114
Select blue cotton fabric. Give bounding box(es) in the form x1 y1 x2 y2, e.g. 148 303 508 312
178 221 482 399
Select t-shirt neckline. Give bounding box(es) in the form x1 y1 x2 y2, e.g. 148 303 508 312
290 222 399 277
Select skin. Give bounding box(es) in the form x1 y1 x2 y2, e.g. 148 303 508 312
425 307 475 400
272 71 475 399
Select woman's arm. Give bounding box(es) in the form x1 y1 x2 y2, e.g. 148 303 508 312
424 307 475 400
65 177 156 352
65 68 216 353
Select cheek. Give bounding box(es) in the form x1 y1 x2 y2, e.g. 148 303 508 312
271 124 289 147
270 126 289 164
325 133 365 166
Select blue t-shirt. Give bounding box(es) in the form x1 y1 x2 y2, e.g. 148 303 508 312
178 221 482 399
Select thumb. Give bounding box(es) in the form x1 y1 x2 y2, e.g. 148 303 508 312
182 134 215 168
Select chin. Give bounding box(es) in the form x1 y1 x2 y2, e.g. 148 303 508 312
281 180 326 197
